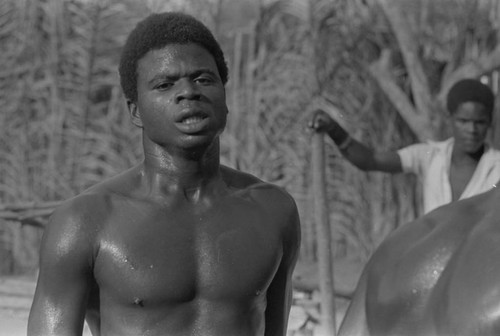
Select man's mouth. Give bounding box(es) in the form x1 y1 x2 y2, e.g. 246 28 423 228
182 115 206 125
176 112 210 134
464 137 481 144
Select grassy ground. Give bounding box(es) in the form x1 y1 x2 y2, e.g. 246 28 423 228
0 256 365 336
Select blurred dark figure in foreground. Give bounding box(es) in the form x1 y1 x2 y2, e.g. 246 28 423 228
338 178 500 336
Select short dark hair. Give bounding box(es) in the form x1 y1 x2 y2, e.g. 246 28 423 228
118 12 229 102
446 79 494 116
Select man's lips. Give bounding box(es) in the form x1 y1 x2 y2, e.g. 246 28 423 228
463 136 481 144
175 111 210 133
180 115 207 124
175 107 208 122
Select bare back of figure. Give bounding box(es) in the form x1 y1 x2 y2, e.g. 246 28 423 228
339 187 500 336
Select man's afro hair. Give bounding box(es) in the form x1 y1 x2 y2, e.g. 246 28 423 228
119 12 229 102
447 78 494 116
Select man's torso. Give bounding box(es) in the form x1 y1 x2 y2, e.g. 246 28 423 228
81 167 290 336
398 139 500 213
449 158 479 201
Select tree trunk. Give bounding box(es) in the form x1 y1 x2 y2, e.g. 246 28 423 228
312 132 337 335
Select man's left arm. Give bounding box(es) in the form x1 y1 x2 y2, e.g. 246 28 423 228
264 196 301 336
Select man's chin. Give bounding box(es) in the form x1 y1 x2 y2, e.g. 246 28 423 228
463 142 485 154
178 134 219 153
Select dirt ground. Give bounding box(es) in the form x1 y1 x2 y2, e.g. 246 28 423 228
0 256 364 336
0 275 35 336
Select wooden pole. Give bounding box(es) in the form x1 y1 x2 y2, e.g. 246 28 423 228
312 132 337 335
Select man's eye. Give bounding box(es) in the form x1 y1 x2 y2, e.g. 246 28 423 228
195 76 213 84
156 82 173 90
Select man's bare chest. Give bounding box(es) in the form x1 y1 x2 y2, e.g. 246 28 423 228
92 200 283 306
449 160 478 200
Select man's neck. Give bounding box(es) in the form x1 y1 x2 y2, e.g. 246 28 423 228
451 144 485 165
140 138 224 203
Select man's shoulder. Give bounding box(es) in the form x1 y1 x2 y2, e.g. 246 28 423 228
220 165 263 188
484 145 500 160
221 165 296 205
397 138 450 161
413 138 452 152
49 167 139 231
48 190 111 236
41 191 111 258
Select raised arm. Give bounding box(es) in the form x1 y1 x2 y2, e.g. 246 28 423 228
308 109 403 173
28 198 97 336
264 194 301 336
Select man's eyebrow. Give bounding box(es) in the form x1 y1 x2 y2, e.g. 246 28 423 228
148 68 219 85
189 68 219 79
148 73 178 85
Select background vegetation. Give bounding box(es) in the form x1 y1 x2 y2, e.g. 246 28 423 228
1 0 499 277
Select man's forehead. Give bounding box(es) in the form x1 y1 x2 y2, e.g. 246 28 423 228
453 101 492 118
137 43 218 74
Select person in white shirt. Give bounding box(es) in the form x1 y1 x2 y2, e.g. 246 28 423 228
308 78 500 214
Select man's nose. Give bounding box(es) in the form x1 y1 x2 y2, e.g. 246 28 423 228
467 122 483 133
462 121 475 132
175 79 201 102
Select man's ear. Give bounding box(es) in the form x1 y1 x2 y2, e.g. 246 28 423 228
127 100 143 128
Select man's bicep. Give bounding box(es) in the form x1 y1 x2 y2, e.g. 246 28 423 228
28 207 95 336
264 257 295 336
29 274 90 336
264 202 301 336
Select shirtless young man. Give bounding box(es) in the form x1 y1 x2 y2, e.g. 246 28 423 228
338 184 500 336
28 12 300 336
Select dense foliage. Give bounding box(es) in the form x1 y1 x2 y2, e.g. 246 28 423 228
1 0 499 273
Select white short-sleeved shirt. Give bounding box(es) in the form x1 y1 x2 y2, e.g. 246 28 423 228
397 138 500 214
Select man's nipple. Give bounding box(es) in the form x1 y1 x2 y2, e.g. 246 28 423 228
133 297 144 307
